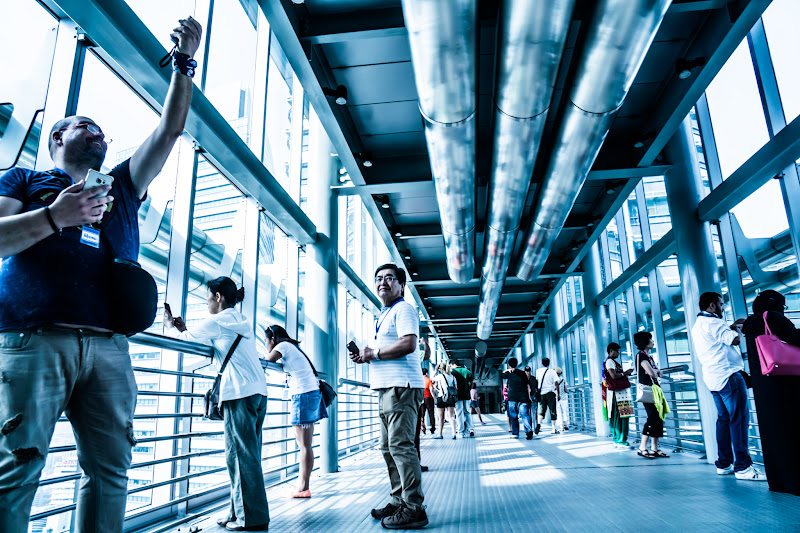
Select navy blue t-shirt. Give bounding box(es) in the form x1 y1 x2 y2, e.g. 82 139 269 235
0 161 143 330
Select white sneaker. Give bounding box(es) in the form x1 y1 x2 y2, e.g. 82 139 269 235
734 466 767 481
716 465 734 475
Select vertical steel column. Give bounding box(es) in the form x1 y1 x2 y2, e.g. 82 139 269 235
748 19 800 281
304 109 339 473
695 96 748 320
664 116 721 462
582 242 610 437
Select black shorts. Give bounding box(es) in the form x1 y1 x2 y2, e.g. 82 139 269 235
540 392 557 420
436 398 455 408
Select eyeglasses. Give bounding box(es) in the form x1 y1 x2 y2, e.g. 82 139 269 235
60 122 112 144
374 275 398 284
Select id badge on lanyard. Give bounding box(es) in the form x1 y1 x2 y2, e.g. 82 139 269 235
375 299 402 341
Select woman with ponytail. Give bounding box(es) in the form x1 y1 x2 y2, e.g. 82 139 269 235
164 276 270 532
264 324 327 498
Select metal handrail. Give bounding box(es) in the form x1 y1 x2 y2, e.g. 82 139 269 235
34 334 383 527
339 377 372 388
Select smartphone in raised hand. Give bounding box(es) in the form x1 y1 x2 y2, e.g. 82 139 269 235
347 340 359 354
83 170 114 199
164 303 173 316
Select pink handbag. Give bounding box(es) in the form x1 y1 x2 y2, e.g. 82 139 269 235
755 311 800 376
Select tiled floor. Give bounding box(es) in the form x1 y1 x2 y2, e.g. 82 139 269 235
187 415 800 532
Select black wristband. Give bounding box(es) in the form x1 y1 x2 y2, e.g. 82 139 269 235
172 52 197 78
44 206 61 235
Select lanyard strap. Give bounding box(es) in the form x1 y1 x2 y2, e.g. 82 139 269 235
375 298 402 340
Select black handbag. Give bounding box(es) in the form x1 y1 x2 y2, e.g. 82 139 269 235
203 335 243 420
297 346 338 407
101 233 157 335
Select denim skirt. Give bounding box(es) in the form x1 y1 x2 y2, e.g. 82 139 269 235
291 388 328 426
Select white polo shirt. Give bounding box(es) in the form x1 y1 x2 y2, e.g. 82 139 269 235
369 299 424 389
536 366 557 395
691 313 743 392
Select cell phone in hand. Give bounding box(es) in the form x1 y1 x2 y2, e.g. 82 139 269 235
347 340 359 354
83 170 114 198
164 303 172 315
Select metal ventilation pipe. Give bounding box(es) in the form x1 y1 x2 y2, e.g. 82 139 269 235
517 0 672 281
476 0 575 340
401 0 477 283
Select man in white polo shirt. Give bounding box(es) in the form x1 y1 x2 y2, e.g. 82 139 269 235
535 357 559 435
351 263 427 529
691 291 765 481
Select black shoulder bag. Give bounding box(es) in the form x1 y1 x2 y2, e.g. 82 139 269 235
101 228 157 335
203 335 243 420
296 346 338 407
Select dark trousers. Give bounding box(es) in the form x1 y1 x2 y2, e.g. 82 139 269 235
422 396 436 431
711 372 752 472
223 394 270 527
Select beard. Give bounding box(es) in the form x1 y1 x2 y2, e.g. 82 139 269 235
64 141 106 171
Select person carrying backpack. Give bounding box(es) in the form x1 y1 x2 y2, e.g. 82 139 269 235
433 362 457 439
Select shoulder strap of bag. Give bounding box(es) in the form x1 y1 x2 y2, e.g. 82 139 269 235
295 345 320 378
218 334 243 375
762 311 773 336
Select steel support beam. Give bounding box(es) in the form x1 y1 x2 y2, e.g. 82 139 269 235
596 230 676 306
585 165 671 181
639 0 772 168
332 181 434 196
665 116 723 463
697 110 800 222
304 110 339 474
582 242 610 437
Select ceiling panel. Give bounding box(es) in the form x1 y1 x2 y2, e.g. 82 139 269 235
332 62 417 105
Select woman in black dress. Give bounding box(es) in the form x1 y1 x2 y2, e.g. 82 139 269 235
742 290 800 495
634 331 668 458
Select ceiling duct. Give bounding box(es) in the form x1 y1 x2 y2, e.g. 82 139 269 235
476 0 575 340
401 0 477 283
517 0 672 281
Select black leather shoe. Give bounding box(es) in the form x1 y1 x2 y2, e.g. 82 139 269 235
372 502 401 520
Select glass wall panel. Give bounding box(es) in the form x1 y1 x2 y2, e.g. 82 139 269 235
642 176 671 240
0 1 56 170
762 0 800 123
263 34 294 188
606 217 623 280
123 0 210 86
255 212 290 348
202 0 258 145
705 39 769 179
624 191 645 261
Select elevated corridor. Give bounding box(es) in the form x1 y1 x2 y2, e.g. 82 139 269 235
169 415 800 533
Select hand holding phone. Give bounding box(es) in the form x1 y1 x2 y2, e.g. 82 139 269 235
83 170 114 199
347 340 359 354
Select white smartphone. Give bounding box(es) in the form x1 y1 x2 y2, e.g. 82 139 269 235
83 169 114 198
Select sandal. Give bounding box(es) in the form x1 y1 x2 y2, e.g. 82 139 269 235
652 450 670 458
637 449 655 459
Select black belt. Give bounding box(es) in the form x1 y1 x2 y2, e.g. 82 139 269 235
34 325 115 338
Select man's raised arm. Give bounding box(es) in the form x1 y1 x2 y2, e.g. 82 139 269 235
130 17 202 198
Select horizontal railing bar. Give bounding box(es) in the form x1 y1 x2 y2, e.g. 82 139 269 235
338 378 372 388
130 332 214 357
132 367 216 380
127 466 228 495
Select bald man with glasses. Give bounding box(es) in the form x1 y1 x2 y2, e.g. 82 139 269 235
0 17 201 532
